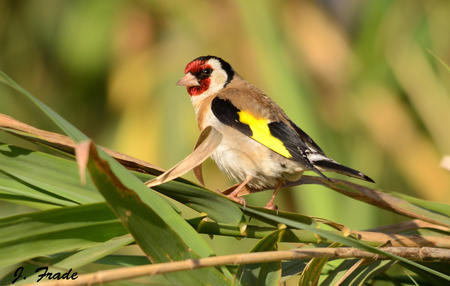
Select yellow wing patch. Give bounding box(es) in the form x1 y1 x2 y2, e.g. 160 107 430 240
238 111 292 158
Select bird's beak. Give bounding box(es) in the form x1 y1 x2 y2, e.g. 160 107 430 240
176 73 200 87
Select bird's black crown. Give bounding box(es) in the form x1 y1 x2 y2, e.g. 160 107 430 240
193 55 235 86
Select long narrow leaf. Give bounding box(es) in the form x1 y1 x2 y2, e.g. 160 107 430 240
237 228 285 286
17 235 135 285
0 172 66 208
298 257 328 286
0 139 245 225
339 260 394 286
388 191 450 217
0 75 231 283
149 178 246 225
0 113 165 175
0 114 246 224
243 207 450 281
0 203 127 268
86 142 231 285
290 176 450 227
0 143 102 205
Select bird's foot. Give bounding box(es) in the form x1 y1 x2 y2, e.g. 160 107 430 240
227 193 246 207
264 201 278 212
263 180 282 213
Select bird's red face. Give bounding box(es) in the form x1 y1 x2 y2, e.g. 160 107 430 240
177 56 235 98
177 59 213 96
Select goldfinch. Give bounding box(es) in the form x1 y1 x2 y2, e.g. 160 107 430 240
177 55 374 209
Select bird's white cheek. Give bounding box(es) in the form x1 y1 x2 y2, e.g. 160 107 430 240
212 72 227 88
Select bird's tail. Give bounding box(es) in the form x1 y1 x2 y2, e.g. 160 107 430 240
309 155 375 183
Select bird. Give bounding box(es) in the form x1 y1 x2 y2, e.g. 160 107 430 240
176 55 374 210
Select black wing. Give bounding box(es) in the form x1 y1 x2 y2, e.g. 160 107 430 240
211 96 329 179
211 96 374 183
286 119 325 154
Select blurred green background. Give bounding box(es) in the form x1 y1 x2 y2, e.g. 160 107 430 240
1 0 449 232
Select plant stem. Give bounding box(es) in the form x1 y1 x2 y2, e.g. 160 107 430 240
31 247 450 286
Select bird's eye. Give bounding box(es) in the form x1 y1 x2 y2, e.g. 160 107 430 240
202 68 212 75
196 68 212 80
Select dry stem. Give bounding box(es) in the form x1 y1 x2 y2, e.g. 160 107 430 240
30 247 450 286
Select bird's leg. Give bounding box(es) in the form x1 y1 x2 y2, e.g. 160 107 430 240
264 180 284 211
227 175 253 206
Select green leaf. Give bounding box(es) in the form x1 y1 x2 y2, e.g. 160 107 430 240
281 260 308 280
298 242 340 286
0 143 102 205
341 260 394 286
299 176 450 228
298 257 329 286
1 67 447 284
404 270 420 286
0 171 63 209
399 261 450 286
95 255 150 267
246 207 315 227
243 207 450 281
188 217 327 243
17 235 134 285
320 259 394 286
0 73 229 285
87 143 231 285
149 177 245 225
388 191 450 217
0 203 127 268
0 140 244 225
237 228 284 286
318 259 356 286
0 113 166 177
0 110 243 225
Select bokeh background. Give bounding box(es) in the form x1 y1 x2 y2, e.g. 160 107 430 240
1 0 449 260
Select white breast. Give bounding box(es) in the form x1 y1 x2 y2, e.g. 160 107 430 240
199 107 303 190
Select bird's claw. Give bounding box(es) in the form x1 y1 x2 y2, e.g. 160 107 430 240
264 202 278 213
228 194 246 208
